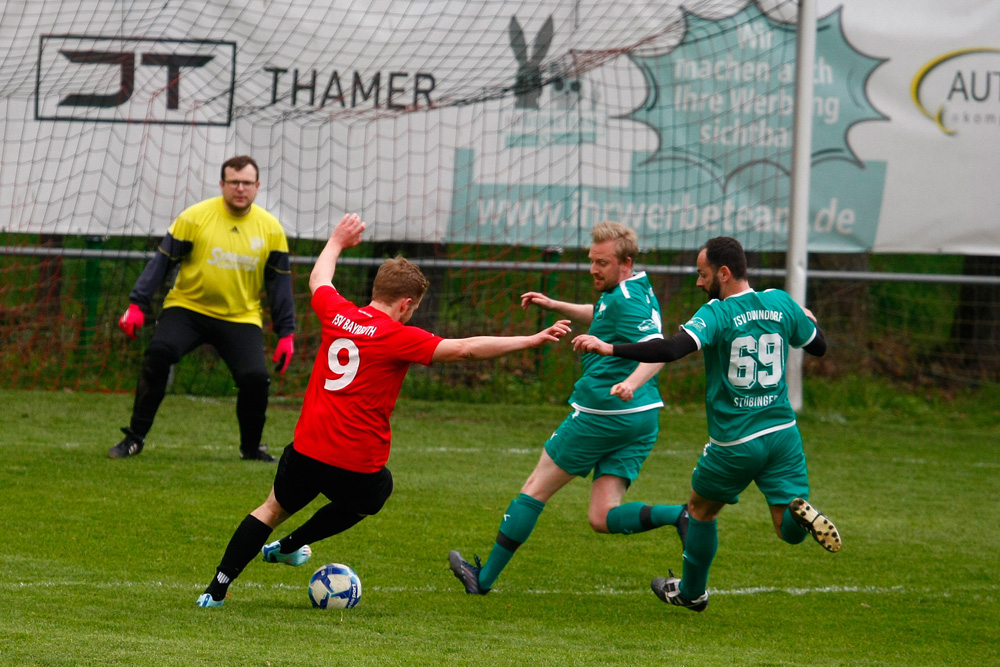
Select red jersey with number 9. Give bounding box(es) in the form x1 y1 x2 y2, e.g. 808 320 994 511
293 285 443 472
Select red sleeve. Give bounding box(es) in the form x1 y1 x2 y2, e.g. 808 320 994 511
311 284 350 321
390 324 443 366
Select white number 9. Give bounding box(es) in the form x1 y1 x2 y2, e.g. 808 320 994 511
324 338 360 391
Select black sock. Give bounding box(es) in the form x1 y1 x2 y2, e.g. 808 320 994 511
204 514 272 600
204 569 235 602
279 503 364 553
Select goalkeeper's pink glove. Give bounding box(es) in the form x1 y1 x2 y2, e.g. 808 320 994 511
272 334 294 374
118 303 145 340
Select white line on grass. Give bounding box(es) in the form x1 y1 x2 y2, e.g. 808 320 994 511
890 456 999 469
6 580 993 598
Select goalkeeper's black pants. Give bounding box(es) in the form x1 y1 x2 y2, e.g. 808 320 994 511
129 306 270 453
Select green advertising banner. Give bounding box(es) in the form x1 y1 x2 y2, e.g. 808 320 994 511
448 6 887 251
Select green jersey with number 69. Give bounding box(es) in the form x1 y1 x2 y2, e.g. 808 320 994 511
569 271 665 415
680 288 817 445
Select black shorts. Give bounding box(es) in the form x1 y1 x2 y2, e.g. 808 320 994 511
273 443 393 516
149 306 268 380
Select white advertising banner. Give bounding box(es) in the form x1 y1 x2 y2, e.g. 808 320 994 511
0 0 998 254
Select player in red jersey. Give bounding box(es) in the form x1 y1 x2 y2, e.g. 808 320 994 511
197 213 571 606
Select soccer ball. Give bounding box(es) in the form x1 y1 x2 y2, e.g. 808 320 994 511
308 563 362 609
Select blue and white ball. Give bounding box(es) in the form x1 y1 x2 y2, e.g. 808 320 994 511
308 563 362 609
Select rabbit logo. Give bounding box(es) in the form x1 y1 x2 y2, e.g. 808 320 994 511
550 73 582 110
509 16 554 109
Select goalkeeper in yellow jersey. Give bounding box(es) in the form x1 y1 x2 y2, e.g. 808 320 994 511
109 155 295 462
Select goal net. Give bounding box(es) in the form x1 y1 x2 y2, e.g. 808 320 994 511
3 0 986 401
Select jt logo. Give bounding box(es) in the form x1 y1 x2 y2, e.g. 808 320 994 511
58 51 214 109
36 36 235 125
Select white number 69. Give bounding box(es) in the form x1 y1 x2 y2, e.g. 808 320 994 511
728 333 783 389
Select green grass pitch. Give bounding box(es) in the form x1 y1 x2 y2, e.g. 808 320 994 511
1 387 998 666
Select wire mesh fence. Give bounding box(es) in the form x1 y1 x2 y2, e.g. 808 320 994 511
3 239 997 403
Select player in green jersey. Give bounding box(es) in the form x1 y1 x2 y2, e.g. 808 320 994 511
573 236 840 612
449 221 688 595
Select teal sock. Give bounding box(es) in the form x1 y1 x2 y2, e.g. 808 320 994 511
679 516 717 601
606 502 685 535
479 494 545 590
780 506 808 544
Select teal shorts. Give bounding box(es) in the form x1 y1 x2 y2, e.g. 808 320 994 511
690 425 809 506
544 408 659 483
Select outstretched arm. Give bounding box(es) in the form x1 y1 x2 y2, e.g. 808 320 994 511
608 362 665 402
572 333 677 402
309 213 366 294
431 320 571 363
520 291 594 325
573 330 699 363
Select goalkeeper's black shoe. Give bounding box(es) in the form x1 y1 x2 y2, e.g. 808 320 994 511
650 570 709 612
788 498 841 553
240 444 276 462
448 550 490 595
108 427 145 459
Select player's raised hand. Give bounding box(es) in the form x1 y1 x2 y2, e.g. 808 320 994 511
610 381 635 402
520 291 554 310
572 334 612 356
531 319 571 346
332 213 366 249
